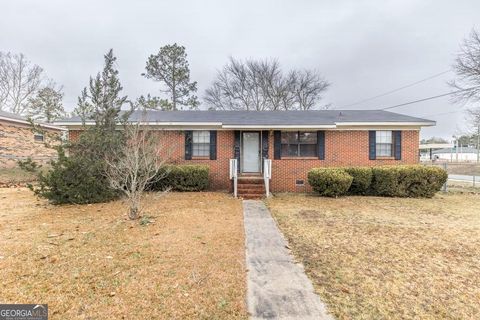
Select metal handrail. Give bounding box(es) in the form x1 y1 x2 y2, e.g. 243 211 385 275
229 159 238 198
263 158 272 197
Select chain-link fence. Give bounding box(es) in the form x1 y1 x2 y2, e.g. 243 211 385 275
423 161 480 190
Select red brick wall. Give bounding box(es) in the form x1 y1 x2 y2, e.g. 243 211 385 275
69 129 234 190
68 129 419 192
268 130 419 192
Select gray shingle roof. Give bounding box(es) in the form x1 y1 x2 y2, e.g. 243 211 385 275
56 110 435 127
0 110 26 121
0 110 66 130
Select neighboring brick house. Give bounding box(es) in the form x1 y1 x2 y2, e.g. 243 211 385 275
56 110 434 196
0 110 66 168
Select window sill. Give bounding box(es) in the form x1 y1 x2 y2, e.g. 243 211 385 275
280 157 320 160
376 156 396 160
191 156 211 160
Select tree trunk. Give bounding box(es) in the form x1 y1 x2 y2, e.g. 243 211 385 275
129 205 139 220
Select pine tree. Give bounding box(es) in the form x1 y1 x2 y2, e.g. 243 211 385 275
27 83 65 122
73 87 93 125
89 49 129 130
142 43 198 110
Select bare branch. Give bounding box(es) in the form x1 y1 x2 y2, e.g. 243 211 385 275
204 57 330 111
450 28 480 162
104 115 171 219
0 52 44 114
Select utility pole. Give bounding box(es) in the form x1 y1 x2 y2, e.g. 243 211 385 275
477 124 480 163
455 137 459 162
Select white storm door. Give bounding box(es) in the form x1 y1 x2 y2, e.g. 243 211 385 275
242 132 260 173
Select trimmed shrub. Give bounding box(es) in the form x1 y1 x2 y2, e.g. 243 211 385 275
149 165 209 192
343 167 373 195
371 165 447 198
307 168 353 197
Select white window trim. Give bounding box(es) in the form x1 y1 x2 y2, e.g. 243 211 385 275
376 130 393 157
192 130 210 157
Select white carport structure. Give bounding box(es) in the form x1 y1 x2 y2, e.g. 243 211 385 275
419 143 454 161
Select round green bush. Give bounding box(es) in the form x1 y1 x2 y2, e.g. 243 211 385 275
371 165 448 198
307 168 353 197
343 167 373 195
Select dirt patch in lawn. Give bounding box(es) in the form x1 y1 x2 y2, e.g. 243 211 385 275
267 193 480 320
0 188 247 319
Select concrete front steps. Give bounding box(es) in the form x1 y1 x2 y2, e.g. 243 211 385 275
237 176 266 199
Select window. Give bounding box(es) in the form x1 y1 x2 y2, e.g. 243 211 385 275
376 131 393 157
281 131 317 157
34 133 44 142
192 131 210 157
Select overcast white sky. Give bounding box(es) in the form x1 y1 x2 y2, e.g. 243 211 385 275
1 0 479 139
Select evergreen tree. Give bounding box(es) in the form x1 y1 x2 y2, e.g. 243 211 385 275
89 49 129 129
142 43 198 110
27 83 65 122
31 49 131 204
73 87 93 125
135 94 171 110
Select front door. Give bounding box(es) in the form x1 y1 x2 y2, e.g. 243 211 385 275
242 132 260 173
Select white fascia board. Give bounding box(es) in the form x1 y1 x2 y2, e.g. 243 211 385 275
141 121 223 126
335 121 435 127
54 121 222 127
1 116 67 131
221 124 337 129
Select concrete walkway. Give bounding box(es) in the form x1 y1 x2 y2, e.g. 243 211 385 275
243 200 333 320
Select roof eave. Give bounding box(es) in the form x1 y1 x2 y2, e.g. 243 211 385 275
335 121 436 127
1 116 68 131
221 124 336 129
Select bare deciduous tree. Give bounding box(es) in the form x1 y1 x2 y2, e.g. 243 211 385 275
0 52 44 114
204 57 330 111
104 122 168 220
450 29 480 162
292 69 330 110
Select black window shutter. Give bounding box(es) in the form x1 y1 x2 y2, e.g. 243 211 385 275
262 131 269 159
317 131 325 160
234 131 241 172
394 130 402 160
273 131 281 160
185 131 193 160
369 130 376 160
209 130 217 160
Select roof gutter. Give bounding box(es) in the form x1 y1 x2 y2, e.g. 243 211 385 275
1 116 67 131
335 121 436 127
53 121 223 126
221 124 337 129
53 121 435 129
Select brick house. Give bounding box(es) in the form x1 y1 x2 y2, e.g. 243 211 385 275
56 110 434 196
0 110 66 168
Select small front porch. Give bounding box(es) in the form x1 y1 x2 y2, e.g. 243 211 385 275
230 130 272 199
236 175 266 199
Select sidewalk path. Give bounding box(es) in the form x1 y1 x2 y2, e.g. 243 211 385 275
243 200 333 320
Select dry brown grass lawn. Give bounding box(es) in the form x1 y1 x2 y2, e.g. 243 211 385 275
0 168 37 185
267 193 480 320
0 188 247 319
